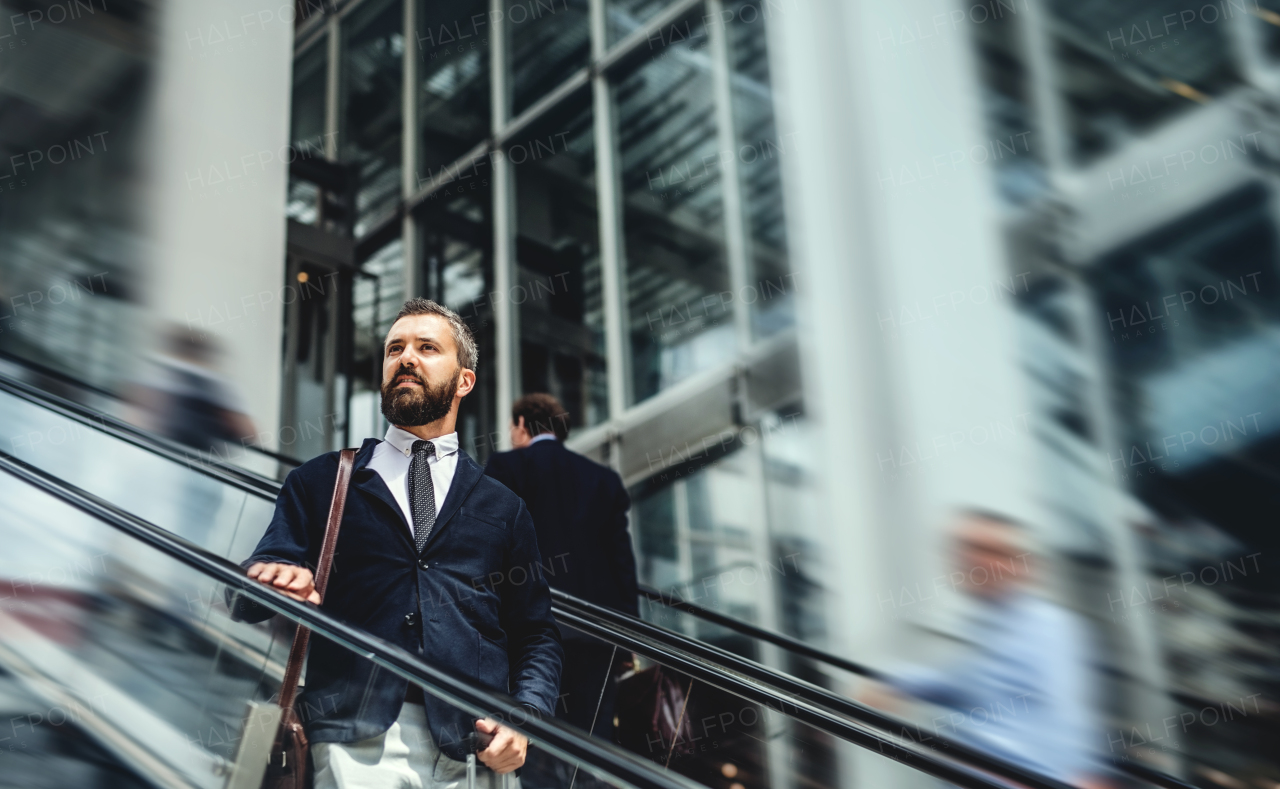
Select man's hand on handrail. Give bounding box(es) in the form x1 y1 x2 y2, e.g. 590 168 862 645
247 561 320 604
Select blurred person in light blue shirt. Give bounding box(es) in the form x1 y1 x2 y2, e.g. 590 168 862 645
866 510 1110 789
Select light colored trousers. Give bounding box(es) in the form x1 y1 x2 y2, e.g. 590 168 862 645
313 703 520 789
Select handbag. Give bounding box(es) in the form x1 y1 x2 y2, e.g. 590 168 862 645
263 448 356 789
613 665 695 766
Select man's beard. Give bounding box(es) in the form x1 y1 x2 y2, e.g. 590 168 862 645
380 365 460 427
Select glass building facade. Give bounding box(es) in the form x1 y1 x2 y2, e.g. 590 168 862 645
281 0 813 653
1 0 1278 785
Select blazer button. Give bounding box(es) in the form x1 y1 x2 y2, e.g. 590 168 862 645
418 559 429 571
404 612 418 627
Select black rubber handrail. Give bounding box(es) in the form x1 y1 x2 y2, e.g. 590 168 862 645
636 592 1199 789
639 584 883 680
0 448 699 789
554 591 1079 789
2 380 1197 789
0 353 305 469
0 373 288 498
1 446 1032 789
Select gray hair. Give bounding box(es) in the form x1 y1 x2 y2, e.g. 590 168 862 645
392 298 478 371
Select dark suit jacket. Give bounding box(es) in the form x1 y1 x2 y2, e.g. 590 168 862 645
484 438 639 619
234 438 563 758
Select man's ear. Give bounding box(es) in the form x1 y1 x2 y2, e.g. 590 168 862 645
455 367 477 398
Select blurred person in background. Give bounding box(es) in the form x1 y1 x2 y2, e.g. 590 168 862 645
863 510 1111 789
126 325 257 548
131 324 256 455
484 394 638 785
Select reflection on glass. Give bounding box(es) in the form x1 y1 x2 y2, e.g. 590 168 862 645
615 17 733 404
352 237 405 442
631 445 765 638
607 0 677 44
965 0 1048 208
725 3 795 338
1091 184 1280 462
0 3 149 395
1047 0 1240 163
508 0 590 116
0 473 289 784
1089 185 1280 779
344 0 405 237
0 384 275 559
1259 0 1280 59
288 42 328 225
419 180 497 460
417 0 491 181
511 94 608 431
0 471 637 789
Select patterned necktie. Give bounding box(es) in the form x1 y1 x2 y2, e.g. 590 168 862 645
408 440 437 554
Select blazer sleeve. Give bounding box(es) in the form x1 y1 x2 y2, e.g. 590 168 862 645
500 500 564 715
608 476 640 616
227 465 319 623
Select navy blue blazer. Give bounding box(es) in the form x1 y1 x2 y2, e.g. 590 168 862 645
484 439 639 619
234 438 563 759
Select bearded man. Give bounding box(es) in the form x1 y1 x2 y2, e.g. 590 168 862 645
236 298 563 789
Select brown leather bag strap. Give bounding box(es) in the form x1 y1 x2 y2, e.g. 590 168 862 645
276 448 356 715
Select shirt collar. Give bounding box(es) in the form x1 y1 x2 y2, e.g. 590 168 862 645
528 433 559 446
383 425 459 459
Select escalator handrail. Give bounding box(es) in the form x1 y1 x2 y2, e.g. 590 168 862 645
2 384 1196 789
0 448 700 789
0 372 286 498
636 591 1198 789
4 447 1031 789
554 590 1081 789
0 353 305 469
638 584 883 680
553 607 1020 789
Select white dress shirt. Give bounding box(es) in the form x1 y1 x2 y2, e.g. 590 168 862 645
366 425 460 539
527 432 558 446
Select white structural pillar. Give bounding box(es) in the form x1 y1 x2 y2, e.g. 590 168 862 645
491 0 519 449
589 0 633 423
770 0 1041 787
402 0 422 300
144 1 296 449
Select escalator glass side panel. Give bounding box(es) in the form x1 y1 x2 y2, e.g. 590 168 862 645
0 384 277 561
0 466 686 789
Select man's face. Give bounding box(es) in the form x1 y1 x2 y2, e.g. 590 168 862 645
952 518 1031 600
380 314 474 427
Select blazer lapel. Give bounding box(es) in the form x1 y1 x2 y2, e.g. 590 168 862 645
349 438 415 553
420 451 484 554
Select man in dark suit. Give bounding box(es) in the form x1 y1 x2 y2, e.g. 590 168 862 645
484 393 638 741
237 299 562 789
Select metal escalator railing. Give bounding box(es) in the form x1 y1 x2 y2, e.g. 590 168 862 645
3 445 1023 789
635 587 1198 789
0 448 697 789
1 372 1196 789
556 591 1083 789
0 371 290 500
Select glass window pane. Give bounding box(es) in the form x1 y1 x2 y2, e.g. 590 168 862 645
510 93 609 431
508 0 590 116
1047 0 1241 164
607 0 678 45
352 236 404 442
615 16 734 405
416 0 491 180
343 0 404 236
725 2 795 339
418 180 498 460
287 42 328 225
